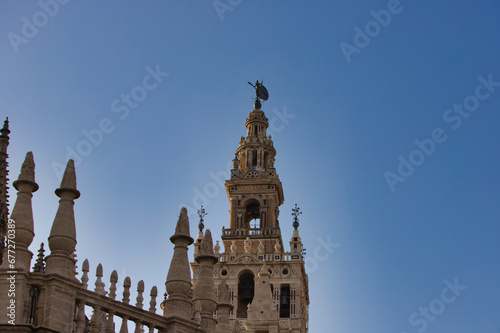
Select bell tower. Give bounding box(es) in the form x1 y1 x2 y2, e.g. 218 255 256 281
191 82 309 333
224 101 284 248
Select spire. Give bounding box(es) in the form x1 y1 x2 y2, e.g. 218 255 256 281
193 229 218 333
198 229 216 258
162 207 194 320
32 242 45 273
3 152 39 271
45 160 80 278
290 204 304 260
0 117 10 265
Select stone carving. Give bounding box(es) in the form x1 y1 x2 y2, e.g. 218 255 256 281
199 229 215 256
267 157 275 168
18 151 35 182
274 239 281 252
232 154 240 169
230 240 237 253
174 207 191 238
244 237 251 253
258 240 265 253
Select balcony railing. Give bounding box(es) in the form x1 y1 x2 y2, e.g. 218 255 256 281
221 227 280 237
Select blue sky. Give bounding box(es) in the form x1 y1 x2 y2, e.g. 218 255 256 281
1 1 500 332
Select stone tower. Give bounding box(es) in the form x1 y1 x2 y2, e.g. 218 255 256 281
192 100 310 333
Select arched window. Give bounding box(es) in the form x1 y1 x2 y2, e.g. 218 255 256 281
237 272 255 318
243 200 260 229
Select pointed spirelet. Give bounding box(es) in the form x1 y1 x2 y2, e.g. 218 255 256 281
9 152 39 270
173 207 191 239
17 151 36 183
163 208 194 320
199 229 215 257
46 159 80 278
56 159 80 198
48 160 80 253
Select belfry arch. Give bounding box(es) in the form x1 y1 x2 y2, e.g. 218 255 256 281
243 199 261 229
237 270 255 318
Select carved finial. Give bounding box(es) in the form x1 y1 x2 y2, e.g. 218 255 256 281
230 240 237 253
32 242 45 273
292 203 302 230
123 276 131 304
149 286 158 313
199 229 215 256
214 240 220 254
232 154 240 169
197 205 206 233
174 207 191 238
17 151 36 183
274 239 281 253
81 259 89 289
109 270 118 300
258 240 265 253
1 117 9 132
244 237 251 253
59 159 78 193
136 280 145 309
95 263 106 295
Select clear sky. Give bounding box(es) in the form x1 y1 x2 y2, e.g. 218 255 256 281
1 1 499 332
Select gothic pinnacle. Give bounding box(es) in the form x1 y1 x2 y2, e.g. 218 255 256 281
46 159 80 278
163 207 193 320
8 152 39 270
198 229 217 260
172 207 192 241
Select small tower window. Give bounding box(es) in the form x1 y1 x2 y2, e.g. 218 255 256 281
280 284 291 318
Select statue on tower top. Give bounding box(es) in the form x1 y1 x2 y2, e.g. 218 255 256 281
248 79 269 109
